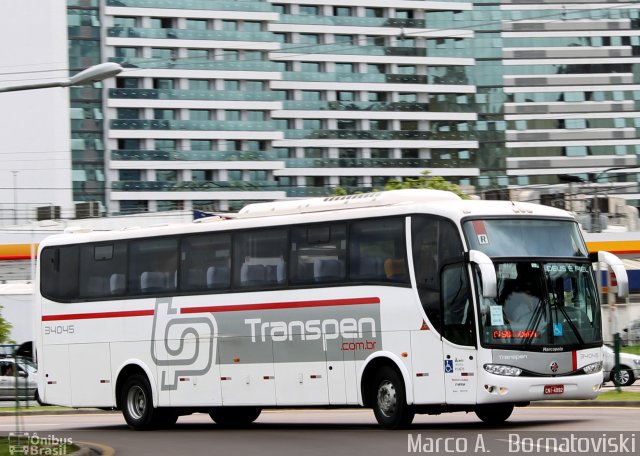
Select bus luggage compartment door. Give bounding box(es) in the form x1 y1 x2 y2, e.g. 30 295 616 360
41 344 72 406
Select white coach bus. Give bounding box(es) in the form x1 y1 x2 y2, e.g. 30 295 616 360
34 190 628 429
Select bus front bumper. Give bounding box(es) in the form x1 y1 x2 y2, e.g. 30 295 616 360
476 371 603 404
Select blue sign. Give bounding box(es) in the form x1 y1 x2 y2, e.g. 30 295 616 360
553 323 563 337
444 359 454 373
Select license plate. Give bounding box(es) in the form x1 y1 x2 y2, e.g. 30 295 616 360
544 384 564 395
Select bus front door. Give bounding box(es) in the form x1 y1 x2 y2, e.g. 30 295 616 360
441 264 477 404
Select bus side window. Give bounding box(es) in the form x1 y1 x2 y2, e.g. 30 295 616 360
349 217 407 284
40 246 79 302
290 223 346 285
79 242 127 299
233 229 288 289
180 233 231 292
129 238 178 295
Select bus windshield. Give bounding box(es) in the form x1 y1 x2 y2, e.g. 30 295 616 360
463 218 588 258
476 261 601 348
463 218 600 349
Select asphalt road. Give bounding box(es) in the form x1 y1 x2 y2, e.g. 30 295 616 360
1 406 639 456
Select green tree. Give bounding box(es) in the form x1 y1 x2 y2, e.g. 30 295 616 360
333 186 348 196
0 307 13 344
332 171 468 198
384 171 469 199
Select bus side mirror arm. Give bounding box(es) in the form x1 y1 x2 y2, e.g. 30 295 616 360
598 251 629 298
467 250 497 298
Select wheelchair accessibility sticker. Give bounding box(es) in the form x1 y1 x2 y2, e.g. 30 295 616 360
444 359 454 373
553 323 563 337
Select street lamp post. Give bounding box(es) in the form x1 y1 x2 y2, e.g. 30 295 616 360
0 62 122 93
0 62 122 226
0 61 123 430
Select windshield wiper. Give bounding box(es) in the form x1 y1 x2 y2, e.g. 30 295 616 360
552 303 584 345
522 299 545 346
545 270 585 345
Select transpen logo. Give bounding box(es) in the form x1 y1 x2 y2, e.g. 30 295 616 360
151 297 217 391
245 317 377 351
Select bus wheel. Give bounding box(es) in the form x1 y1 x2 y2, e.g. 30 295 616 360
121 374 157 430
372 366 414 429
475 403 514 425
209 407 262 427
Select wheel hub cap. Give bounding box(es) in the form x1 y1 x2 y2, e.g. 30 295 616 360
616 370 630 385
127 385 146 420
377 380 397 417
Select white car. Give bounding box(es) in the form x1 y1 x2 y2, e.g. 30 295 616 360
0 358 39 402
602 345 640 387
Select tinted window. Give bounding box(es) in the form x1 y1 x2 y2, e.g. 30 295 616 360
290 224 346 284
129 238 178 294
40 246 79 301
349 218 407 283
181 233 231 291
234 229 288 288
78 242 127 298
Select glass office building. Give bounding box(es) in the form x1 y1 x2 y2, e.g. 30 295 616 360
68 0 107 205
68 0 640 214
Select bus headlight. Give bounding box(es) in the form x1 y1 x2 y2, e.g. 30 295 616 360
581 361 602 375
483 364 522 377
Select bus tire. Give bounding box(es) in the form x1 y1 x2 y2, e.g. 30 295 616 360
209 406 262 427
475 403 514 425
121 374 158 430
372 366 414 429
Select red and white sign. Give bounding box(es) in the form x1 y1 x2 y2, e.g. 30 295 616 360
544 384 564 395
472 220 489 245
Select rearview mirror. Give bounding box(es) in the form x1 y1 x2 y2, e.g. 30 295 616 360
598 251 629 298
467 250 497 298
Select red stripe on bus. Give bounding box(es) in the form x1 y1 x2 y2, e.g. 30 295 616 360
181 297 381 314
42 309 155 322
572 351 577 371
41 297 379 321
